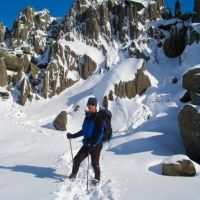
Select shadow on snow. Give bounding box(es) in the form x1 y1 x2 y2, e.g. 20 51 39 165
0 165 63 180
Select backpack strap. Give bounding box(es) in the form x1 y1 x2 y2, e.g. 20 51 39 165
91 111 105 145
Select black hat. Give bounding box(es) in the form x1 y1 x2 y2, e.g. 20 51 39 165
87 97 97 106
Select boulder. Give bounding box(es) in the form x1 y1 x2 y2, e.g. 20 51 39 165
180 91 191 103
0 58 8 86
182 68 200 105
53 111 67 131
182 68 200 93
162 155 196 176
178 105 200 163
108 90 114 101
190 91 200 105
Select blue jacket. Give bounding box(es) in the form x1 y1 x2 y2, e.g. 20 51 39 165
73 111 104 146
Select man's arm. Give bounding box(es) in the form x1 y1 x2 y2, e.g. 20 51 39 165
73 130 83 138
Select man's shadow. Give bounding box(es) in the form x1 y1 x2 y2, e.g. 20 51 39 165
0 165 64 180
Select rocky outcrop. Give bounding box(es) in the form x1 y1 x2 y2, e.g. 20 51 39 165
18 78 32 105
148 2 161 19
34 9 50 30
175 0 182 18
0 58 7 86
12 7 34 45
53 111 67 131
163 25 187 58
32 33 46 55
160 7 172 19
85 8 100 41
182 68 200 105
0 50 30 72
162 156 196 176
129 41 148 60
193 0 200 22
178 105 200 163
188 26 200 45
43 70 49 99
99 4 110 38
0 0 172 105
65 46 79 70
43 60 77 99
114 64 151 99
0 23 5 43
11 7 50 46
30 62 40 80
80 55 97 80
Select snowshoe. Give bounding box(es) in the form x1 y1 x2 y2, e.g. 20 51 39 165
90 179 99 187
68 173 76 182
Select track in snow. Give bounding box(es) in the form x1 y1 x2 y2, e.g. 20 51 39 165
54 149 119 200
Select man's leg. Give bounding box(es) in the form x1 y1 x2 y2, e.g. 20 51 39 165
70 146 88 178
90 143 103 181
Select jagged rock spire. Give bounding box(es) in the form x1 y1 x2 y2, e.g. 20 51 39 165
0 22 4 43
175 0 182 18
194 0 200 22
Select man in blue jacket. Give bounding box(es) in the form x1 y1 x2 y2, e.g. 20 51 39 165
67 97 104 183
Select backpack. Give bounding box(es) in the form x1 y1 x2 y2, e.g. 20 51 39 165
98 109 112 143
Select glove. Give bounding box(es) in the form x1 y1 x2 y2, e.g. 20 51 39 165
66 133 74 139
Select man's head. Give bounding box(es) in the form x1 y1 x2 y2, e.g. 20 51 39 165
87 97 97 113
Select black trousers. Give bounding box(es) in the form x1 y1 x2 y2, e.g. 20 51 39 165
71 143 103 181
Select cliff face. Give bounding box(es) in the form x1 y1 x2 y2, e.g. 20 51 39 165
0 0 198 105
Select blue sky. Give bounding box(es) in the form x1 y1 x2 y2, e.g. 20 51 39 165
0 0 195 29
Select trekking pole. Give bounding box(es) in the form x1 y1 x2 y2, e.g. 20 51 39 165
86 153 89 193
69 139 74 162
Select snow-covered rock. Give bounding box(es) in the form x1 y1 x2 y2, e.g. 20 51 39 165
162 155 196 176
